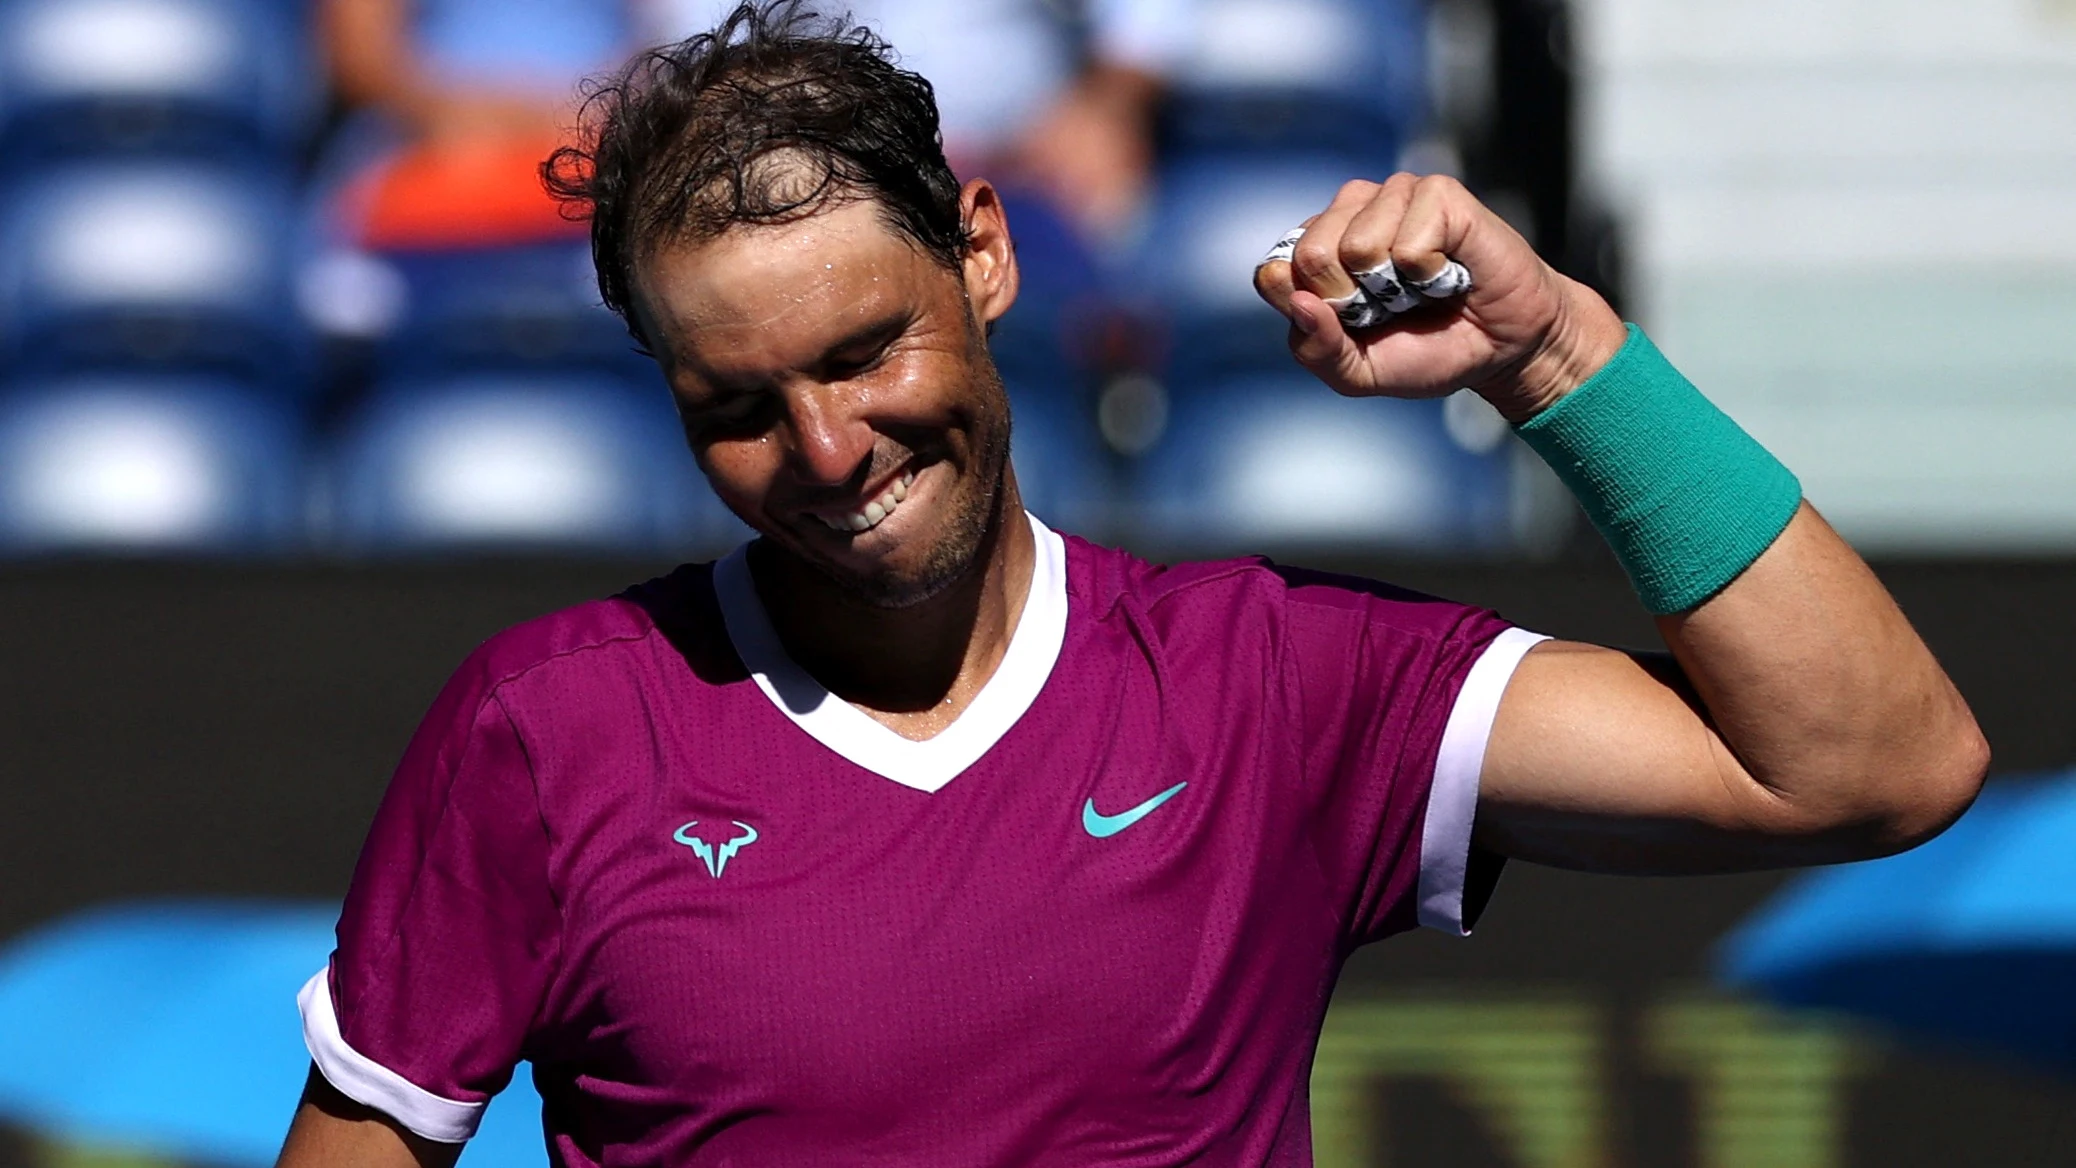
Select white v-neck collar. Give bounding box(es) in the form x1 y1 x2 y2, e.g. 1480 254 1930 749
711 514 1069 794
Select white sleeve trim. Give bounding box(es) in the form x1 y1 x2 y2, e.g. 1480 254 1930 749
1416 628 1550 935
298 967 485 1143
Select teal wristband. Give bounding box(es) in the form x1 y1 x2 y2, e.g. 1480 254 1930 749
1515 324 1802 615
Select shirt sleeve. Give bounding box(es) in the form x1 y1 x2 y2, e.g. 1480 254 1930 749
1275 567 1547 947
298 650 560 1143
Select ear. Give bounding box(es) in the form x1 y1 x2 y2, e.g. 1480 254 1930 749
959 178 1020 327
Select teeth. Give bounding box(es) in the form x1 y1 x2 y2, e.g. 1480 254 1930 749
816 469 918 534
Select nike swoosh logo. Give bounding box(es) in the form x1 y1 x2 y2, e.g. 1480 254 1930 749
1082 782 1188 838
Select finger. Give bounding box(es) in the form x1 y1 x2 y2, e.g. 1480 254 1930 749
1251 225 1304 317
1338 174 1422 316
1253 259 1297 318
1391 174 1484 285
1285 289 1369 389
1251 211 1328 316
1287 180 1380 305
1407 261 1474 301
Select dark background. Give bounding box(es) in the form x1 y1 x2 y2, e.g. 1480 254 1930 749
4 550 2074 1165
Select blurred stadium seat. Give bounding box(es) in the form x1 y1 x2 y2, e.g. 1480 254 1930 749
324 373 741 554
0 375 303 553
1139 152 1372 379
1002 373 1108 535
1164 0 1424 160
0 0 318 163
1132 371 1514 550
0 0 1484 560
0 161 306 383
364 241 646 382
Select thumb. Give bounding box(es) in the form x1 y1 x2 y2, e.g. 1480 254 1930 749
1287 291 1368 391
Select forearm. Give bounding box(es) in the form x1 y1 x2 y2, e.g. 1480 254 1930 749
1488 305 1987 858
1655 505 1985 848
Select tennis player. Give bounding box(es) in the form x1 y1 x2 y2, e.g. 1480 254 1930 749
276 4 1987 1165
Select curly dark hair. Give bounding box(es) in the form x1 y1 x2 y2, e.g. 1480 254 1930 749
543 1 967 351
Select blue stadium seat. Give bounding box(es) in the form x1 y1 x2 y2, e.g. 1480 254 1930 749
1164 0 1426 160
993 185 1105 331
372 242 649 382
0 375 303 553
1138 153 1371 380
0 162 305 384
1130 371 1513 551
1003 372 1108 535
0 0 318 163
325 374 743 554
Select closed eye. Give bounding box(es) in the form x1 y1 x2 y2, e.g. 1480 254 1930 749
816 317 906 383
687 391 780 439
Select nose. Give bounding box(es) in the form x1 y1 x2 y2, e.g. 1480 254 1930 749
782 384 876 488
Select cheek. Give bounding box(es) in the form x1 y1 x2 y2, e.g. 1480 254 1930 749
693 436 782 507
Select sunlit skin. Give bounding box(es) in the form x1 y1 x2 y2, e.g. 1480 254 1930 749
629 181 1034 739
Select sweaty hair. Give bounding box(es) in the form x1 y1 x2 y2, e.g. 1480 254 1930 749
543 1 967 350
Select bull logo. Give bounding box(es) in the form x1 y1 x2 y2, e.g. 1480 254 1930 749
672 820 758 878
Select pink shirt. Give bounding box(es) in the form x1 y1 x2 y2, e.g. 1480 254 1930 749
301 518 1543 1165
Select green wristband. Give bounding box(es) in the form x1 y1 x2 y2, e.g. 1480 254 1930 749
1515 324 1802 615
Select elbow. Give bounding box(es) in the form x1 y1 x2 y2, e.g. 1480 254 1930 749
1855 706 1991 860
1762 700 1991 865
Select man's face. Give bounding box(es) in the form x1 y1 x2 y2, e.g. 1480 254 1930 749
632 188 1020 607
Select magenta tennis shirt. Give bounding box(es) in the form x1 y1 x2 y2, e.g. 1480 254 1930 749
299 516 1545 1166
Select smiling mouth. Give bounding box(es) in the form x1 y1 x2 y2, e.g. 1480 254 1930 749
809 467 918 534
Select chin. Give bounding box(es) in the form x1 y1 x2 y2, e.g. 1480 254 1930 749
810 538 978 610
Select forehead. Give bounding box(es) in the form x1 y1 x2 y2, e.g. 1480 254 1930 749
633 200 952 367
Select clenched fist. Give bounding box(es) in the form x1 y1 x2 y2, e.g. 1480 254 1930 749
1252 173 1628 423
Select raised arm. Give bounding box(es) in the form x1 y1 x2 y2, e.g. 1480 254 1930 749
1254 174 1987 875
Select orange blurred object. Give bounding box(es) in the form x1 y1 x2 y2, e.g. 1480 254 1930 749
348 135 589 251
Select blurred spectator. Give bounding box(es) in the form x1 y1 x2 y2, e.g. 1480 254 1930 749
653 0 1189 247
316 0 641 250
319 0 1187 250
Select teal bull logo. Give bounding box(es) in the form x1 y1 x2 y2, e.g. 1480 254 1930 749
673 820 758 878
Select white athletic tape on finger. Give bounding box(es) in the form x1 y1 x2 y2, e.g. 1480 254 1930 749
1325 290 1392 330
1344 259 1476 330
1408 261 1474 300
1353 262 1422 315
1262 226 1388 328
1258 227 1304 269
1258 224 1474 330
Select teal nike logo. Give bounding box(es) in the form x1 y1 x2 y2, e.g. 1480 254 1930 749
1082 782 1188 838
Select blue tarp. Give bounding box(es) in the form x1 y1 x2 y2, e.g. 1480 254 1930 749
0 900 548 1165
1719 773 2076 1071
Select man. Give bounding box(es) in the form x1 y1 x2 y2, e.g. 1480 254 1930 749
277 4 1988 1165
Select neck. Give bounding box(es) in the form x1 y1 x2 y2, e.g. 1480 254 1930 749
746 493 1037 740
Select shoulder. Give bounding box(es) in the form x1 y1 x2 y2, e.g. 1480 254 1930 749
1065 535 1496 646
453 561 725 702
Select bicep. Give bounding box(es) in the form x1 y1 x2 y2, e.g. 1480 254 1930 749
277 1067 461 1168
1473 640 1832 874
